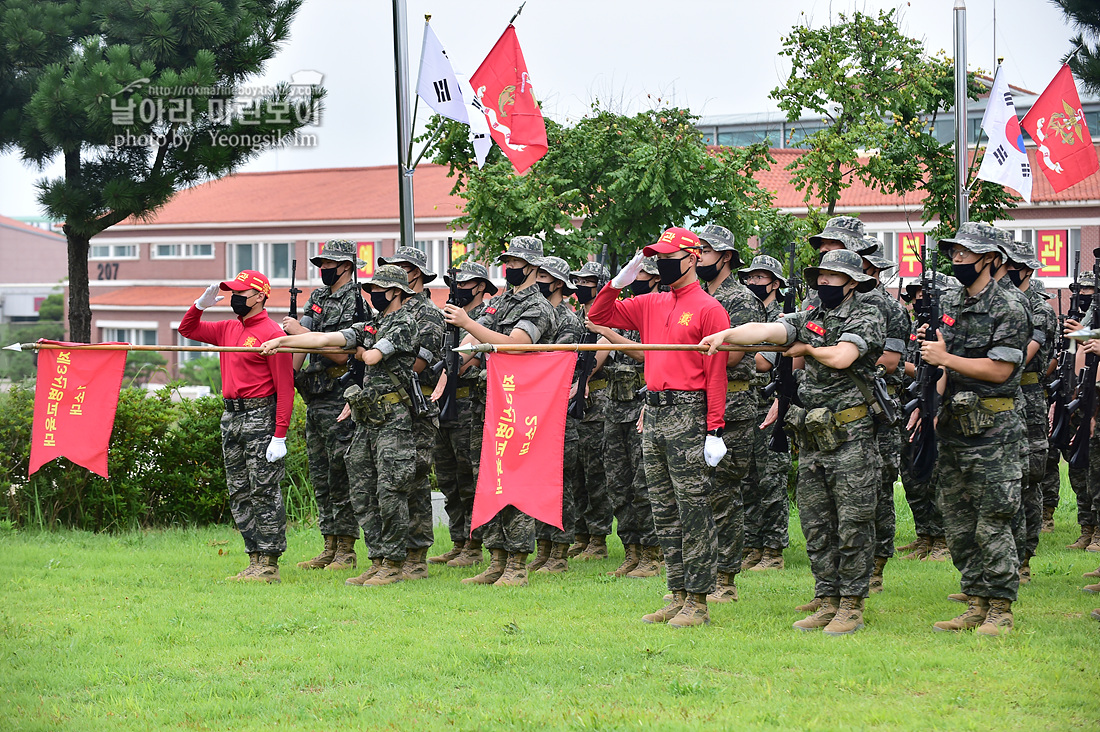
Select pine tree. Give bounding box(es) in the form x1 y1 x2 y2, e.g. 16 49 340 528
1054 0 1100 95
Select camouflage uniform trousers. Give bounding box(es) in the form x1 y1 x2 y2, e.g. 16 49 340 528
936 438 1023 602
433 396 477 542
407 413 439 550
468 396 487 543
1013 388 1048 560
303 391 358 537
743 402 791 551
221 403 286 556
1079 429 1100 526
712 417 754 575
899 432 944 538
873 422 902 559
574 414 612 538
345 407 417 561
797 437 879 598
536 416 578 544
604 419 657 547
1039 446 1062 510
642 396 717 595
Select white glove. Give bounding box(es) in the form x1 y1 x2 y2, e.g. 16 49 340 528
265 436 287 463
195 283 224 310
704 435 727 467
610 251 646 289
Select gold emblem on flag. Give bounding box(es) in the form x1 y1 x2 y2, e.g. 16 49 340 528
498 85 516 117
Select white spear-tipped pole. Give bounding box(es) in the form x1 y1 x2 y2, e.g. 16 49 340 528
954 0 969 227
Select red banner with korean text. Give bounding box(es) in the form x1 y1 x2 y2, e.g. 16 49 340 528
1036 229 1069 277
897 232 925 278
471 352 576 532
28 342 127 478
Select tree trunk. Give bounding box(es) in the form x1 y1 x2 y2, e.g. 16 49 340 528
66 232 91 343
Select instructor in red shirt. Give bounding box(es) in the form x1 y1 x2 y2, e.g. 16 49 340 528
589 227 730 628
179 269 295 583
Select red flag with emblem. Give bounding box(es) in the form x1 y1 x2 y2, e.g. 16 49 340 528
1021 64 1099 193
469 25 548 174
28 342 128 478
471 352 575 532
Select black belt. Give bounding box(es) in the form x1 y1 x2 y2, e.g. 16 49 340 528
645 390 705 407
223 395 276 412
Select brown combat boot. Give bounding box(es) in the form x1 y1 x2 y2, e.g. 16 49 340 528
244 554 280 583
933 595 989 631
429 540 465 564
494 552 529 586
901 535 932 560
1092 607 1100 621
1083 565 1100 578
707 571 738 603
975 598 1014 636
401 547 429 581
1067 525 1096 550
576 534 608 561
609 543 640 577
793 596 840 631
642 589 686 624
947 592 969 603
567 533 590 558
669 593 711 628
297 535 337 569
363 558 404 586
1041 506 1056 533
527 540 552 571
325 535 358 571
1019 556 1031 584
538 543 569 574
823 596 865 635
1087 527 1100 553
923 537 950 561
448 539 484 567
345 556 383 586
462 549 507 584
750 548 784 571
742 547 763 570
795 597 823 613
869 556 888 594
1083 581 1100 593
227 552 259 581
625 545 662 578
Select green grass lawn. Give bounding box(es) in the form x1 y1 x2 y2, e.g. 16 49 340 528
1 486 1097 731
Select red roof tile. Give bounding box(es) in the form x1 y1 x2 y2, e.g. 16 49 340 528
0 215 65 240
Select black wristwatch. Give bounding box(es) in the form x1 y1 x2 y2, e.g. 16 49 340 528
707 428 723 438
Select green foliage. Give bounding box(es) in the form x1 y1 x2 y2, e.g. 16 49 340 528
424 104 797 271
1055 0 1100 95
0 320 66 381
37 292 63 321
122 350 167 386
177 355 221 394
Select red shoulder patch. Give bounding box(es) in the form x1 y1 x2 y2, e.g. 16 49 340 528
942 314 955 327
365 325 377 335
485 307 497 315
806 322 826 336
806 304 816 311
910 333 917 341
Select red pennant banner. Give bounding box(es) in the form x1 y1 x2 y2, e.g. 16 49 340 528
28 342 128 478
471 351 575 532
1021 64 1100 193
470 25 548 174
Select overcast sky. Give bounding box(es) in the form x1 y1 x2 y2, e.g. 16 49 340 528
0 0 1076 220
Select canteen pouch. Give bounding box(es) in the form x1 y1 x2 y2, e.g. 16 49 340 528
784 405 809 449
949 390 994 437
804 407 843 452
343 383 386 426
607 364 641 401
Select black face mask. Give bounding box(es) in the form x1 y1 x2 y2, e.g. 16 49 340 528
537 281 556 298
1007 269 1026 287
505 265 529 287
1074 294 1094 312
817 284 848 309
657 257 687 286
449 285 477 308
696 262 720 282
370 290 392 313
574 285 596 304
952 259 987 288
320 266 343 286
231 293 254 317
629 279 653 296
746 283 771 301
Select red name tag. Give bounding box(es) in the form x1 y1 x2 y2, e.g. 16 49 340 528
806 304 816 311
365 325 377 335
485 307 497 315
910 333 917 341
942 314 955 327
311 304 322 314
806 322 826 336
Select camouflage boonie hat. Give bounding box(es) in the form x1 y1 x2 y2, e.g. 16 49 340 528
495 236 544 265
697 224 744 267
535 256 576 292
311 239 366 269
378 246 438 283
1005 238 1042 271
804 248 876 292
937 221 1003 257
737 254 787 285
570 260 611 286
1072 271 1098 291
860 236 897 271
443 260 498 295
809 216 866 251
904 271 957 298
362 263 414 295
640 256 660 275
1030 279 1054 300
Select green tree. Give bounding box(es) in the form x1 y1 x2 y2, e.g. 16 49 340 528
37 292 63 321
0 0 323 342
1054 0 1100 94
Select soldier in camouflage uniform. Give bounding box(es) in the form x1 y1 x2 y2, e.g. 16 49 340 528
736 255 791 572
285 240 363 572
568 261 614 561
856 236 913 593
262 265 422 586
429 261 497 567
442 236 558 587
920 223 1030 635
697 225 765 603
1002 235 1057 584
377 247 445 581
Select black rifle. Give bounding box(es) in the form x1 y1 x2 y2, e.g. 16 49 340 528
1050 252 1082 449
287 259 302 331
568 244 608 420
339 268 368 389
903 243 941 484
767 241 801 453
436 238 461 424
1068 248 1100 469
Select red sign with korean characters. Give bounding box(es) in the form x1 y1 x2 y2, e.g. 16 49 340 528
28 342 127 478
471 351 575 532
897 232 925 278
1036 229 1068 277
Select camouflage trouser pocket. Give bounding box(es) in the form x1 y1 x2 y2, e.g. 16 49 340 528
950 391 994 437
805 407 843 452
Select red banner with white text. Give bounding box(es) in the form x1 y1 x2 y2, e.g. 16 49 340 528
471 352 575 532
28 342 127 478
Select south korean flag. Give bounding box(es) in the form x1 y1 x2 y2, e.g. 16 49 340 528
976 66 1033 203
415 21 492 168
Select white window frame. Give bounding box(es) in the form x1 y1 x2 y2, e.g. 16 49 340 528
89 243 139 260
228 242 293 284
151 242 215 260
98 321 158 345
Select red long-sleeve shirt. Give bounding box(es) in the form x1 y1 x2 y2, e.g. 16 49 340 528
589 281 730 431
178 305 294 438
